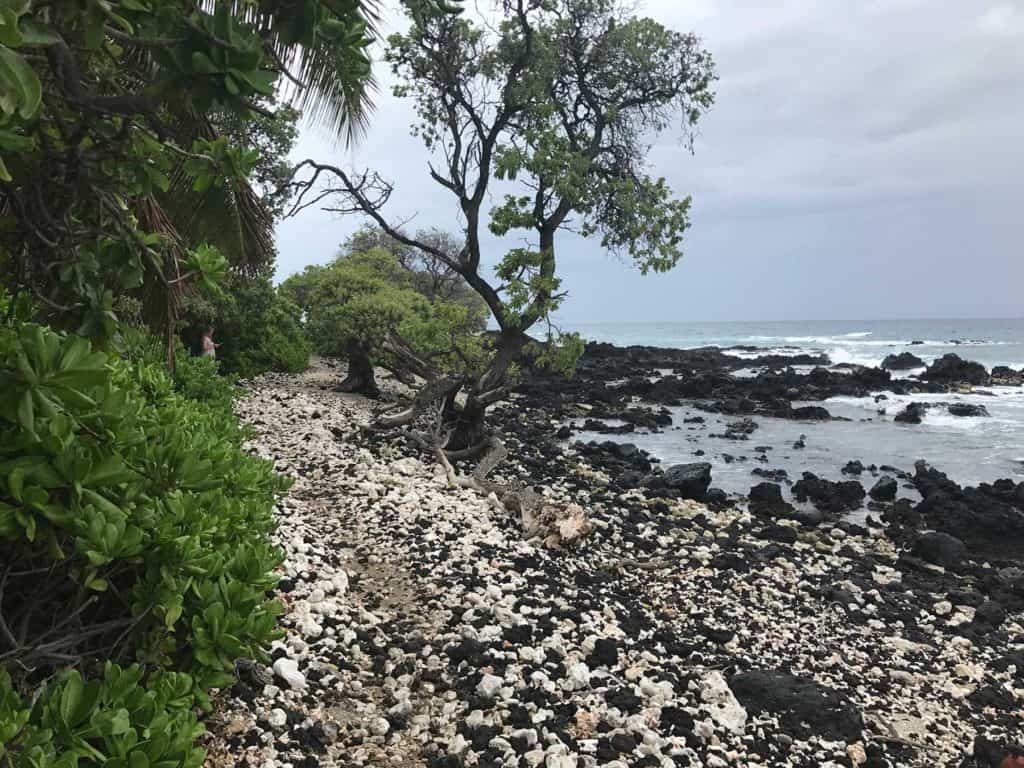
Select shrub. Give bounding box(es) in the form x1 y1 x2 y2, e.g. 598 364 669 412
178 277 311 379
0 665 204 768
0 319 287 766
282 247 486 394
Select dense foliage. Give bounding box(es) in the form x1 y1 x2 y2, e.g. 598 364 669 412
289 0 716 448
179 276 310 378
283 237 486 394
0 0 377 348
0 1 458 765
0 315 286 765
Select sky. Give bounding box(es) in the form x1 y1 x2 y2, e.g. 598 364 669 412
274 0 1024 323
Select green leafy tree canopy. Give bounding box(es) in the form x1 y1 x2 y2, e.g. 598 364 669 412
0 0 380 351
288 0 716 451
284 240 485 395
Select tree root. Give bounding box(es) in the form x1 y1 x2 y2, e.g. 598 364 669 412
335 375 380 397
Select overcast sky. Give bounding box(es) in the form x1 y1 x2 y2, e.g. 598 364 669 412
275 0 1024 323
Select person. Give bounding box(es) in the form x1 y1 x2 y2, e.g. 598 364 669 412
200 326 218 359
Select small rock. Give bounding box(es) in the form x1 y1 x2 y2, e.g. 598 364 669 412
272 657 306 691
700 671 747 735
267 708 287 729
477 673 504 699
369 716 390 736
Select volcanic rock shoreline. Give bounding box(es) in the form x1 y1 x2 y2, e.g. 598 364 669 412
517 343 1019 425
204 355 1023 768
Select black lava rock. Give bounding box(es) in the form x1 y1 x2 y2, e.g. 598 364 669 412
922 354 989 385
748 482 794 518
881 352 925 370
947 402 989 418
586 638 619 669
974 600 1007 629
647 462 712 501
791 472 865 514
869 476 898 501
913 531 967 568
894 402 927 424
729 670 863 741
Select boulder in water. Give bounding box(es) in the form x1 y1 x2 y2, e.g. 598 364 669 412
912 462 1024 558
991 366 1024 386
869 476 898 501
881 352 925 370
921 353 988 385
789 405 831 421
792 472 865 514
722 417 758 440
894 402 927 424
748 482 794 518
646 462 712 501
947 402 989 418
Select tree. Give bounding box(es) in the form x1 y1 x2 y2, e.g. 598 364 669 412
288 0 716 460
0 0 384 362
344 225 483 305
283 242 486 395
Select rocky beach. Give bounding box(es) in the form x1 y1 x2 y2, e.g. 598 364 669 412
205 348 1024 768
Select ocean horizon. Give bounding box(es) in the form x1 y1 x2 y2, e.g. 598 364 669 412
564 317 1024 371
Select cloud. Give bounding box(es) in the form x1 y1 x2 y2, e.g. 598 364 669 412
275 0 1024 322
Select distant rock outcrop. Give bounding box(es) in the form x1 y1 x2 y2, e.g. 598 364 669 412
921 353 988 385
881 352 925 370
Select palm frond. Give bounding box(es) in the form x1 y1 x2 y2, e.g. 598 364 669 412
200 0 381 143
135 196 189 367
155 108 277 275
280 32 378 144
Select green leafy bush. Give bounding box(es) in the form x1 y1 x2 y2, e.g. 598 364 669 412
0 319 287 766
178 276 311 379
0 665 204 768
281 247 487 394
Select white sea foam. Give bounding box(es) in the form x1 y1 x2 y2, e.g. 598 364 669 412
739 335 1004 348
721 346 808 360
826 346 884 369
825 388 1024 433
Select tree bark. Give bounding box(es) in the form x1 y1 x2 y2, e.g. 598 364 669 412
338 347 379 396
443 395 488 453
442 330 526 451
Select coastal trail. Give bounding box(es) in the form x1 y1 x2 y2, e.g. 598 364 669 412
205 359 1023 768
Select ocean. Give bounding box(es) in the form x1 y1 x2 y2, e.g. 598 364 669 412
568 318 1024 370
564 319 1024 506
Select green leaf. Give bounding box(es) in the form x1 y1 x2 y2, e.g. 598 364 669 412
90 706 130 736
0 43 40 118
60 670 84 726
0 9 24 48
8 467 25 501
86 455 134 486
191 51 217 75
17 19 60 47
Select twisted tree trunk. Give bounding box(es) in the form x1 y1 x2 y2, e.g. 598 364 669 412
338 346 378 396
441 330 525 452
